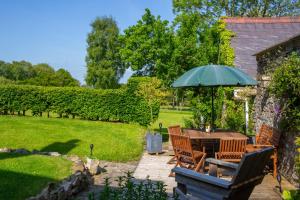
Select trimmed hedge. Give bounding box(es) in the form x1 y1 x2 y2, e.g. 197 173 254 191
0 81 160 126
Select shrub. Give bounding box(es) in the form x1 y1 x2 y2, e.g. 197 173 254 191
269 52 300 130
0 80 160 126
95 172 171 200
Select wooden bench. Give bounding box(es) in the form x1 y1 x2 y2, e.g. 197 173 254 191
173 147 274 200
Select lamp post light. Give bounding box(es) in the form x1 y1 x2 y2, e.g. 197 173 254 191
90 144 94 157
159 122 163 134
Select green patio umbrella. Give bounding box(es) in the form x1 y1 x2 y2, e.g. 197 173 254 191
172 65 257 131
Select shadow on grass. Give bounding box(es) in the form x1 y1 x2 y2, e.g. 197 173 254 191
0 169 56 200
40 139 80 154
0 139 80 161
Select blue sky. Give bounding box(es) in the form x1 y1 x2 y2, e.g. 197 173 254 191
0 0 175 84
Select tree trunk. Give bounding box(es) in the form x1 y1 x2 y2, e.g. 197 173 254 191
23 110 25 116
47 112 50 118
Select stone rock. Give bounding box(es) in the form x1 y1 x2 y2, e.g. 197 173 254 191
31 149 40 154
15 148 30 154
72 161 85 173
67 155 81 162
27 170 91 200
0 147 12 153
48 152 61 157
85 158 101 175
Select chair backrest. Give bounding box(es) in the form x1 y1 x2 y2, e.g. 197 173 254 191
170 134 193 155
219 138 247 153
257 124 281 147
168 125 182 136
231 147 274 186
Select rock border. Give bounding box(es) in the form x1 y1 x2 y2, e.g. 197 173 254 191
0 147 102 200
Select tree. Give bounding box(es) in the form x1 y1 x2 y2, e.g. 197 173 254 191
119 9 174 83
172 0 300 18
135 77 165 124
55 69 79 87
86 16 125 89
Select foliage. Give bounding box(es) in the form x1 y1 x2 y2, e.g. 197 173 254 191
0 153 71 200
97 172 170 200
0 81 160 126
269 52 300 130
86 16 125 89
0 61 79 87
172 0 300 17
134 77 166 123
119 9 174 84
0 115 144 161
282 189 300 200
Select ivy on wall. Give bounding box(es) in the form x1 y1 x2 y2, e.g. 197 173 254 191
269 52 300 130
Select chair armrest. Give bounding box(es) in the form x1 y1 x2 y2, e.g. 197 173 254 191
253 144 273 148
206 158 239 170
172 167 232 189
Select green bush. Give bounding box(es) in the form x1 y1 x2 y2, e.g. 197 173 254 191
0 81 160 126
269 52 300 130
93 172 171 200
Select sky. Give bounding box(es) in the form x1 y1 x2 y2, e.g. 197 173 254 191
0 0 175 84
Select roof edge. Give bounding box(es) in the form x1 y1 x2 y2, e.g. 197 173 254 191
254 34 300 56
223 16 300 24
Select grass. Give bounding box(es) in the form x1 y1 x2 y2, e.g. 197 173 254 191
0 115 144 161
151 109 192 142
0 153 72 200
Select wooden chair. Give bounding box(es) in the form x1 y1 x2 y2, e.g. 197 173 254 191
173 147 274 200
170 134 206 173
247 123 281 177
167 125 182 164
216 138 247 163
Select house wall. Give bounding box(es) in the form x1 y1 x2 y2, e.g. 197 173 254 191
254 37 300 186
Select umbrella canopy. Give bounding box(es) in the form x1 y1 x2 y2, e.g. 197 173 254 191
172 65 257 88
171 65 257 132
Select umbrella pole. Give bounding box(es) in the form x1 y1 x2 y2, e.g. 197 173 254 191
211 87 214 132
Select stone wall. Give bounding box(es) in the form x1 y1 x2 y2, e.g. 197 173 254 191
254 36 300 186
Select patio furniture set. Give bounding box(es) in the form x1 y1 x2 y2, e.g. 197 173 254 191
168 124 281 200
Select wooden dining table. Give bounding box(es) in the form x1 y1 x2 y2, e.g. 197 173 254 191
184 129 248 140
183 129 248 157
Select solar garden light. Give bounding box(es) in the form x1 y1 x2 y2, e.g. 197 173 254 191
159 122 163 134
90 144 94 157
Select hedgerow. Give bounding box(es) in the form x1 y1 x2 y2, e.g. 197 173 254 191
0 80 160 126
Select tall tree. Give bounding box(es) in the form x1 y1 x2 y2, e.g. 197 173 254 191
172 0 300 17
119 9 174 84
86 17 125 89
55 69 80 87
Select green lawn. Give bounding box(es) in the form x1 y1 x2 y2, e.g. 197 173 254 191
151 109 192 142
0 116 144 161
0 153 72 200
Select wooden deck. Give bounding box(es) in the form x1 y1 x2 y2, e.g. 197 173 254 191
133 152 296 199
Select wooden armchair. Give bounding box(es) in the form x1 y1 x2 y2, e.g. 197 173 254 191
173 147 274 200
216 138 247 163
167 125 183 164
247 123 281 177
170 134 206 173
